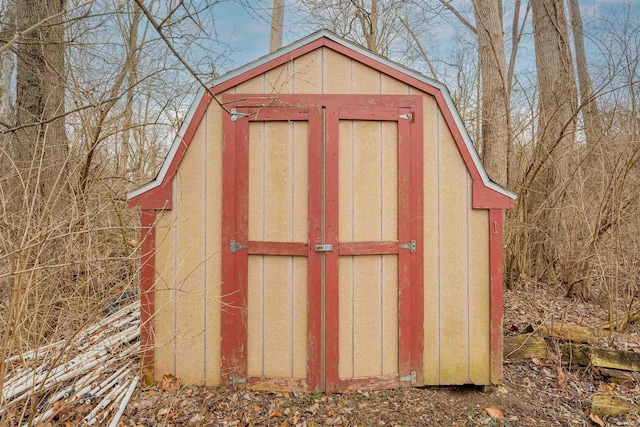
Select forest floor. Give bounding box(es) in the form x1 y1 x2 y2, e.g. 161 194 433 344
115 284 640 427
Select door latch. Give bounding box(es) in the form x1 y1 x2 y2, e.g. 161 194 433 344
314 244 334 252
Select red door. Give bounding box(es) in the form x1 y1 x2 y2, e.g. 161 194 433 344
221 95 423 392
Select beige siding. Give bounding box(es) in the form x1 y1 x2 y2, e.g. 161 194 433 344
205 104 223 385
421 93 441 384
173 115 208 384
469 208 490 384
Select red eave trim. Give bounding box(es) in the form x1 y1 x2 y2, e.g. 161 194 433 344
472 181 516 210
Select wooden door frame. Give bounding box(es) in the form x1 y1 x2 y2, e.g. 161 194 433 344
221 94 423 392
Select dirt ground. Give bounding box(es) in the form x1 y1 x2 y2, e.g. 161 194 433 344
116 285 640 427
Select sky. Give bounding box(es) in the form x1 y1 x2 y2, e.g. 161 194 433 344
208 0 637 77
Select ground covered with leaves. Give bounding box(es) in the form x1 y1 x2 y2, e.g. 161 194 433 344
43 286 640 426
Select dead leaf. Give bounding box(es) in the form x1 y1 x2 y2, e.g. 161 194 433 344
531 357 543 366
485 406 504 419
283 391 290 398
557 366 568 390
269 410 282 418
159 374 181 392
589 413 605 426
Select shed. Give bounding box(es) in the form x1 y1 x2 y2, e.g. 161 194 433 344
128 30 516 392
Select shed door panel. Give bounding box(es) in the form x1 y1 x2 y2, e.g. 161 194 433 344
246 121 309 381
325 109 413 391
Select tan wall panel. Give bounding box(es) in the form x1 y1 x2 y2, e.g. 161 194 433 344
234 74 264 94
438 114 470 384
351 60 380 94
322 48 351 94
292 123 309 242
265 122 291 241
353 121 382 241
292 257 309 378
154 209 176 380
352 255 382 377
248 123 265 241
469 206 490 384
263 256 293 377
382 255 399 375
174 119 207 384
338 121 354 242
381 74 410 95
338 257 353 379
293 49 322 93
247 255 264 377
265 64 294 95
205 104 223 385
420 93 440 384
381 122 398 241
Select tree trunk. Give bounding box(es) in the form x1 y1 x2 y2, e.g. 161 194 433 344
270 0 285 52
14 0 68 206
530 0 578 280
474 0 511 187
568 0 603 148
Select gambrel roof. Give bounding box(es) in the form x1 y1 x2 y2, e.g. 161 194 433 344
128 30 516 209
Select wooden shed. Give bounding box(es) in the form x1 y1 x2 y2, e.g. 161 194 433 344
128 30 516 392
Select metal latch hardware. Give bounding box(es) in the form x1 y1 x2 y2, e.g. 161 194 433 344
230 240 248 253
399 371 416 385
398 112 415 122
314 244 334 252
398 240 416 253
230 109 249 122
229 374 247 385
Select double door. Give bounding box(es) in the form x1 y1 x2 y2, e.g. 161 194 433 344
221 94 423 391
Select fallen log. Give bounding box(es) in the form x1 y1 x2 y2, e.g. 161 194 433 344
528 322 598 344
563 344 640 372
504 335 549 361
591 395 640 417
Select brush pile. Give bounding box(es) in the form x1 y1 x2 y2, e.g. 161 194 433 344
1 300 140 426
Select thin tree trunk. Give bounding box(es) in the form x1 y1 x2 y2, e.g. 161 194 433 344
121 3 141 176
14 0 68 206
270 0 284 52
474 0 511 187
568 0 602 148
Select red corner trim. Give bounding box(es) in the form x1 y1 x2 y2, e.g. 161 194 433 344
128 92 213 210
489 209 504 384
140 209 156 382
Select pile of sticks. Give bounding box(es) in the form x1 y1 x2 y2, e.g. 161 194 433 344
1 300 140 426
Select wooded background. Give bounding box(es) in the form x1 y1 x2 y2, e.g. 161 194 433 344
0 0 638 391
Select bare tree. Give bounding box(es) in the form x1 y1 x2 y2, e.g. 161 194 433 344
568 0 603 148
474 0 511 187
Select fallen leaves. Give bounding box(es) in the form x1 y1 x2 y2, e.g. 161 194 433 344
485 406 504 419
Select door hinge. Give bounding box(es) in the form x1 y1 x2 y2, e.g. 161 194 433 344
230 240 248 253
399 371 416 385
314 244 334 252
230 109 249 122
398 240 416 253
398 112 415 122
229 374 247 385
